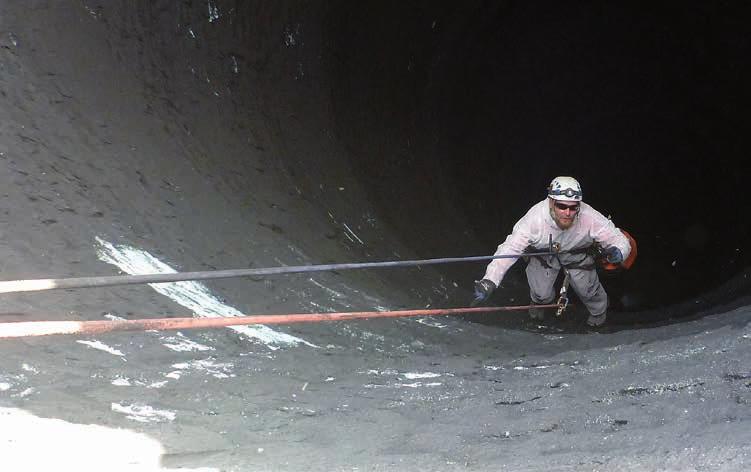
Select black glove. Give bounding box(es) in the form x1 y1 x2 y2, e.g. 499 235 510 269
470 279 497 306
604 246 624 264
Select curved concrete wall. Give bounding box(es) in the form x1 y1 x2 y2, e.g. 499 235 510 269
131 1 750 319
2 1 749 324
0 1 748 321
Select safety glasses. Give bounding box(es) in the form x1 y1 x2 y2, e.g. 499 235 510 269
554 202 580 211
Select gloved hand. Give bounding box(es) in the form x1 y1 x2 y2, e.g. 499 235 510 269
604 246 624 264
470 279 497 307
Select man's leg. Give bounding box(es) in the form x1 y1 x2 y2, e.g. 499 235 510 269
525 257 558 320
568 266 608 326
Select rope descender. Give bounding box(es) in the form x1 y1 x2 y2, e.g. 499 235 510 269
549 235 570 317
556 271 570 317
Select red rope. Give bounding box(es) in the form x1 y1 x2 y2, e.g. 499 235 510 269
0 304 557 339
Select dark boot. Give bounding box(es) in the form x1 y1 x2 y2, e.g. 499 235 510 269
586 312 606 327
529 305 546 320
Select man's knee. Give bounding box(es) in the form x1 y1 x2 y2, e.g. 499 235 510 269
584 288 608 317
576 276 603 300
568 271 607 315
526 264 557 303
570 270 603 299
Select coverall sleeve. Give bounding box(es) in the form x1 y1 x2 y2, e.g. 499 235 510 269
482 213 537 286
590 211 631 260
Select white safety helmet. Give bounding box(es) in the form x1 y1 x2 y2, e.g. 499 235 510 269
548 176 583 202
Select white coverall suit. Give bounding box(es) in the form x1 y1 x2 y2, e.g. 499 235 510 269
482 199 631 318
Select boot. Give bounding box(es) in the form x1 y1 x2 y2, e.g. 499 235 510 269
529 305 546 320
586 312 606 327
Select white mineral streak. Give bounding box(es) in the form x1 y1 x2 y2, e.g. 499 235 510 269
402 372 441 380
77 340 125 356
111 403 176 423
95 237 315 349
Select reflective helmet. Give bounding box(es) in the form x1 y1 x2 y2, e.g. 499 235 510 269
548 176 582 202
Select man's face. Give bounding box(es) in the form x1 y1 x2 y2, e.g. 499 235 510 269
549 198 580 229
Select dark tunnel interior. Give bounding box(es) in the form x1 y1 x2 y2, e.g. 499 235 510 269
60 1 751 330
322 2 750 323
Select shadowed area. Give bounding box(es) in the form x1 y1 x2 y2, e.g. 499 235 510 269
0 1 750 470
327 2 750 320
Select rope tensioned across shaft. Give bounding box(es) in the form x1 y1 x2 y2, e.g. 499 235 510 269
0 304 559 339
0 251 557 294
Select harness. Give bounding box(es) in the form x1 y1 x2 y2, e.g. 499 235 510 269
524 236 600 317
523 242 597 270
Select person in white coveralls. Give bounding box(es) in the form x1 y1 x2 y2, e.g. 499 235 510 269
471 176 631 327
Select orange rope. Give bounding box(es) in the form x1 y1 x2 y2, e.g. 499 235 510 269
0 304 557 339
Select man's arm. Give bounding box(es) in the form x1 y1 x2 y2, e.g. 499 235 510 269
481 210 538 287
469 204 541 306
470 226 533 306
590 211 631 261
